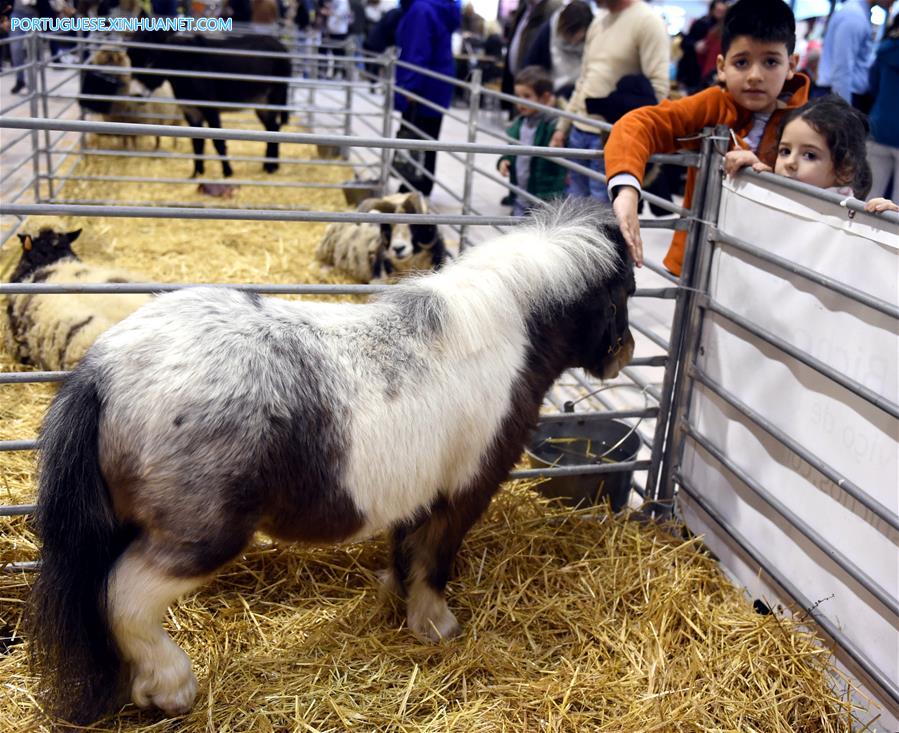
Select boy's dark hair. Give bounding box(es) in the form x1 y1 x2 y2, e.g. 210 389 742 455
721 0 796 56
777 95 872 198
514 65 555 97
557 0 593 40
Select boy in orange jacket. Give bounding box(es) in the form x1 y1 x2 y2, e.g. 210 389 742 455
604 0 809 276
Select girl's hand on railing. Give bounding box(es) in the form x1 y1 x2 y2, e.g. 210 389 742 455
864 197 899 214
549 129 566 148
498 159 510 177
612 186 643 268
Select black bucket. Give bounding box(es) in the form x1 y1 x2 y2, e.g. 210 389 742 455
525 418 641 511
79 70 123 114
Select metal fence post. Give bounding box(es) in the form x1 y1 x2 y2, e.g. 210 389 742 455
646 126 726 513
37 34 55 201
378 49 396 195
459 68 482 251
342 39 353 158
26 32 42 203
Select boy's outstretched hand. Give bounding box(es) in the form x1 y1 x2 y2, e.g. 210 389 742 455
612 186 643 267
723 149 772 178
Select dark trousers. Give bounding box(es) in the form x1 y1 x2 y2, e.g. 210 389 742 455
398 106 443 196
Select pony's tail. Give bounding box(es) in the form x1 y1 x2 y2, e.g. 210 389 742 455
27 364 133 725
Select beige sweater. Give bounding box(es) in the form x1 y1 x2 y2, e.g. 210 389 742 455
557 1 670 136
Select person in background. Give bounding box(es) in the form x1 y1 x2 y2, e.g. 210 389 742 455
460 2 484 37
604 0 809 274
866 10 899 201
676 0 729 94
816 0 892 112
394 0 461 196
497 66 567 215
725 94 897 213
522 0 592 100
320 0 354 78
500 0 560 111
549 0 670 204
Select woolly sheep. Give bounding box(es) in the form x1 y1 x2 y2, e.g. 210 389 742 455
6 229 152 371
85 47 181 149
315 192 449 282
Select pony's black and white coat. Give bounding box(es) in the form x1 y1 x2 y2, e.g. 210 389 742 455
27 201 635 725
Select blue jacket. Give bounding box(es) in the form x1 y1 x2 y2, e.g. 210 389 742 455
869 36 899 148
395 0 461 116
817 0 874 102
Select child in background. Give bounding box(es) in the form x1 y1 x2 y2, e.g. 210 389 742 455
604 0 809 275
498 66 567 217
725 95 899 213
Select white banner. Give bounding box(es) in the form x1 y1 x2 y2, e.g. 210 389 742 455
680 175 899 727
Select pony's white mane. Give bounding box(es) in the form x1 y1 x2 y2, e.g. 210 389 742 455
437 200 618 304
388 200 621 355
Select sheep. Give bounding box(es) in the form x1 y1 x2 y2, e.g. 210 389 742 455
82 47 181 150
315 192 449 282
5 228 152 371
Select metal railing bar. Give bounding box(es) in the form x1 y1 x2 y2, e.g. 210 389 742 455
0 202 518 224
0 505 35 516
675 471 899 708
703 298 899 421
69 147 362 167
641 259 680 283
635 287 679 299
684 423 899 618
510 459 651 480
690 365 899 533
745 168 899 225
628 319 670 351
2 117 617 159
713 228 899 321
0 130 31 155
0 440 37 452
40 33 365 62
41 173 385 191
619 366 662 402
0 371 67 384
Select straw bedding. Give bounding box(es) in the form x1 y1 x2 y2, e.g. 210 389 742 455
0 121 868 731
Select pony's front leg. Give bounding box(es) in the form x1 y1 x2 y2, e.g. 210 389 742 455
108 547 204 716
388 488 495 642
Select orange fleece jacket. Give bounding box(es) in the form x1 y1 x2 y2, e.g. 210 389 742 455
604 74 810 276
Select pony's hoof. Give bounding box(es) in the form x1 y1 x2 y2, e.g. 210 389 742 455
263 162 279 174
131 649 197 716
408 603 461 643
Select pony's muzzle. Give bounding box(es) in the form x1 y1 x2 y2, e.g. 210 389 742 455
601 329 635 380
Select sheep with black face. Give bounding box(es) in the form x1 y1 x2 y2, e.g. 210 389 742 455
315 192 449 282
6 228 152 371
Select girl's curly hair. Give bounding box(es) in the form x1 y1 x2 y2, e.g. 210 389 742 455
776 95 872 198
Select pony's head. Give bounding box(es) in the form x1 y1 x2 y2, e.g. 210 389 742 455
570 248 636 381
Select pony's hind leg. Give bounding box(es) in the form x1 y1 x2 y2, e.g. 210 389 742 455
389 489 495 642
107 545 206 716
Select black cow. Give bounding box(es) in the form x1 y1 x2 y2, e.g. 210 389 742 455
126 31 292 178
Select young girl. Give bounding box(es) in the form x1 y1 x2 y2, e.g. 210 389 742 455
725 94 899 214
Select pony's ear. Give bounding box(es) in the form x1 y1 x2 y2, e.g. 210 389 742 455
65 229 82 244
358 198 397 214
18 234 32 251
